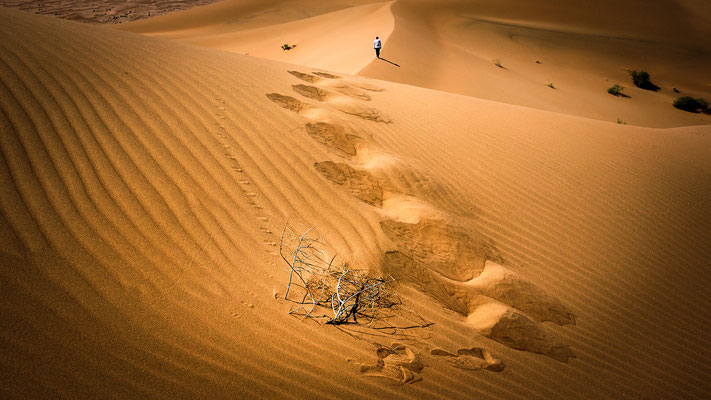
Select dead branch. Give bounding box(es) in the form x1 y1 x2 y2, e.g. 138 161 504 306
279 224 400 325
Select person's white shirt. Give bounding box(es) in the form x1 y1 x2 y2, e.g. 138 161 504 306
374 38 382 48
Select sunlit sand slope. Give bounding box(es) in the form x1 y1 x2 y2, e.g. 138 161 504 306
120 0 711 127
117 0 394 75
1 7 711 399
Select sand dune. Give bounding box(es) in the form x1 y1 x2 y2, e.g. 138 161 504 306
119 0 711 127
1 3 711 400
359 0 711 127
119 0 394 75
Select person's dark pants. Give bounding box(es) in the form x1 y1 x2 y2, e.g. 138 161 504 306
375 48 380 58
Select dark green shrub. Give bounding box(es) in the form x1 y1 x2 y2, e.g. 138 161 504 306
629 70 659 91
608 84 627 97
673 96 709 113
281 43 292 51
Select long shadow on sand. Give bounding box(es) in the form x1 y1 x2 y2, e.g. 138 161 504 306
378 57 400 67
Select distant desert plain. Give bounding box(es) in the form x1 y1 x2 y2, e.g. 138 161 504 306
1 1 710 399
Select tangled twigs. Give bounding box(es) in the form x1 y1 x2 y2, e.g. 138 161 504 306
279 224 398 325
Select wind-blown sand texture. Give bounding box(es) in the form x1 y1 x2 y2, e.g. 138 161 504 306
0 0 224 23
1 2 711 399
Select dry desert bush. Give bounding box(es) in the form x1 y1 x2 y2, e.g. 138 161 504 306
279 224 400 325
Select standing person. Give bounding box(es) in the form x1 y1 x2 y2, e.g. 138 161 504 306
374 36 382 58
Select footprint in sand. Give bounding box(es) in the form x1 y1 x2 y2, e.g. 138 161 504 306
293 83 372 102
467 261 575 325
383 248 576 362
209 99 274 249
265 93 312 113
313 71 341 79
380 219 498 282
310 162 576 362
335 103 392 123
289 69 382 97
291 84 334 102
357 344 423 384
380 194 444 224
467 302 576 362
430 347 504 372
285 70 391 122
314 161 384 207
333 84 371 101
304 122 360 157
320 81 372 101
267 72 390 212
348 81 386 92
288 86 390 123
288 70 321 83
270 70 575 363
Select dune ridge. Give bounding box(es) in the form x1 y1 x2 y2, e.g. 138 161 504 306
118 0 395 75
357 0 711 127
1 5 711 400
118 0 711 128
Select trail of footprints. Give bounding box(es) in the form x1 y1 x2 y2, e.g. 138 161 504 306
266 70 578 382
211 97 277 250
353 344 504 384
269 71 392 123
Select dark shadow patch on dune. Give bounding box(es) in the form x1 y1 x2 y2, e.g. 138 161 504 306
377 57 400 67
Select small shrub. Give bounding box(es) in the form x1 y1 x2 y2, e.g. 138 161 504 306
546 82 555 89
673 96 710 113
608 84 627 97
616 118 627 125
280 225 400 325
673 88 680 93
281 43 292 51
493 58 504 68
629 70 659 91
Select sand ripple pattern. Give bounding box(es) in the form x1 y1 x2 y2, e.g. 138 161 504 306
2 6 711 399
267 69 578 369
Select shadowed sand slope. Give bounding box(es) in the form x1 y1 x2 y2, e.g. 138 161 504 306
2 7 711 399
358 0 711 127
